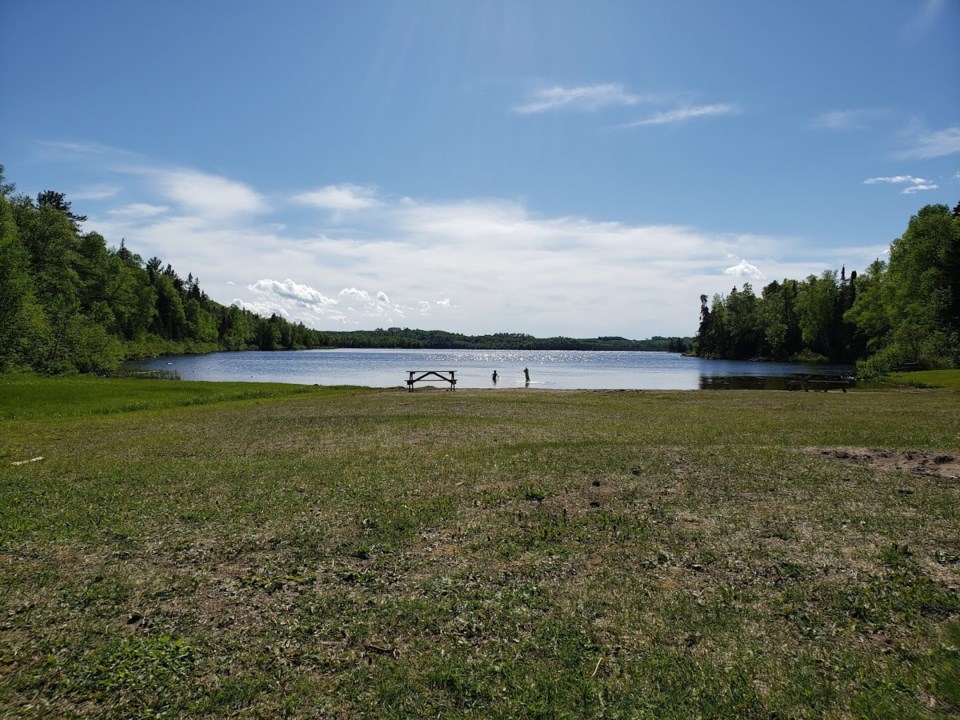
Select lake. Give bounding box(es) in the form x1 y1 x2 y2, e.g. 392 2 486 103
125 349 855 390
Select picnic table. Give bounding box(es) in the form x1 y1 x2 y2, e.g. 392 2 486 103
406 370 457 392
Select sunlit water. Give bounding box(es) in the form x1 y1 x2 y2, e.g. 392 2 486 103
125 349 855 390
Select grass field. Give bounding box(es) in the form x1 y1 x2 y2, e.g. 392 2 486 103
1 375 959 718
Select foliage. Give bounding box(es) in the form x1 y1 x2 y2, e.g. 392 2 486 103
850 204 960 375
696 270 858 362
695 202 960 371
0 194 48 372
0 166 333 374
322 327 692 352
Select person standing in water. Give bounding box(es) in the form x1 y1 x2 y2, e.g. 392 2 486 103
523 367 530 385
492 370 498 384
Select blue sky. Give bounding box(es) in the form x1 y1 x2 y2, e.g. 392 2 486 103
2 0 958 338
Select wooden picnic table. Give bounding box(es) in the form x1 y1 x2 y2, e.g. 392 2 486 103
406 370 457 392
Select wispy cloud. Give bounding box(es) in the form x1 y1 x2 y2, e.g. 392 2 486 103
34 140 141 164
898 126 960 159
513 83 652 114
31 142 268 220
811 108 886 130
622 103 740 127
107 203 169 218
149 168 267 218
71 184 122 201
904 0 950 40
291 183 381 210
864 175 939 194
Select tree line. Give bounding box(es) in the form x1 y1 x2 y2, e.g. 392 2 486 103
323 328 691 352
694 202 960 375
0 167 331 374
0 167 691 375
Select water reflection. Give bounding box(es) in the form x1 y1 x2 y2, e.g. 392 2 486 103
699 375 856 391
125 349 856 391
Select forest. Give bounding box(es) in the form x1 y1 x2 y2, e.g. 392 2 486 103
695 201 960 376
322 328 690 352
0 168 333 374
0 167 690 374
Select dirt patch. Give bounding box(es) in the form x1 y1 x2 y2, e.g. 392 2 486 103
814 447 960 481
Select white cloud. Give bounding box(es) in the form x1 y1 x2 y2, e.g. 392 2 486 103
291 184 381 210
34 140 141 164
107 203 169 218
899 126 960 159
902 183 938 194
864 175 939 193
232 298 291 319
31 142 267 221
513 83 651 114
341 287 371 302
811 108 886 130
623 104 740 127
70 153 886 338
150 168 266 218
244 285 413 326
72 184 121 200
723 259 765 281
249 278 338 307
241 280 355 327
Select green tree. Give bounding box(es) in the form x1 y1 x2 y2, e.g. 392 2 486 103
104 251 156 340
849 204 960 373
0 195 50 371
695 292 731 358
725 283 761 358
795 271 840 358
221 305 257 350
152 273 187 340
845 260 890 354
14 199 82 308
36 189 87 229
0 164 16 199
887 204 959 346
184 297 218 344
256 315 283 350
758 281 789 359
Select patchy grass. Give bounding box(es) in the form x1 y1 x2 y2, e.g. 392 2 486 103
1 377 959 718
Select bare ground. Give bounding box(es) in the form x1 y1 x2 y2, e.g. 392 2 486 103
813 447 960 481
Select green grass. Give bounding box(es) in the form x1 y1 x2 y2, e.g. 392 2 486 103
1 377 959 718
888 369 960 390
0 373 340 421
